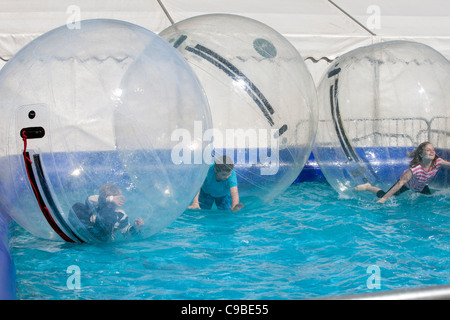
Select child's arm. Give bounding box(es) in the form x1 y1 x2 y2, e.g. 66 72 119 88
376 170 412 203
230 186 243 211
440 158 450 169
188 192 201 209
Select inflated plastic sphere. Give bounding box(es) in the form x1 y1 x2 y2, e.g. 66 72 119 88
160 14 318 203
0 19 212 242
313 41 450 197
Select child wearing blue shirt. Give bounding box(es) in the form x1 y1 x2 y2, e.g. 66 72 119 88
189 156 244 212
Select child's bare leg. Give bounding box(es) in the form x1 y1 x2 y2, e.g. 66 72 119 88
353 182 382 195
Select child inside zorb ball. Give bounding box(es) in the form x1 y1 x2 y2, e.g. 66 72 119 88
0 19 212 243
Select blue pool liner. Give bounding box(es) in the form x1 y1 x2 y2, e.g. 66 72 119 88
0 209 16 300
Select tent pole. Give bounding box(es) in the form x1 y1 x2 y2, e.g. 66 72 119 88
328 0 376 36
157 0 175 25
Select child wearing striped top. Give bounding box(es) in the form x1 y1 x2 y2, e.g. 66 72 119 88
354 142 450 203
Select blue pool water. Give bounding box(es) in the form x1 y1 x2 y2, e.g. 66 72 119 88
10 181 450 300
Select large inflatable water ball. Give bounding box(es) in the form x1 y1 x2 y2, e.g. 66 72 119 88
313 41 450 198
160 14 318 203
0 19 212 243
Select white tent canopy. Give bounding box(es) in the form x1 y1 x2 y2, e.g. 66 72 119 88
0 0 449 82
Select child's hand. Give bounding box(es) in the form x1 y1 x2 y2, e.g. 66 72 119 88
376 197 387 204
188 202 201 210
230 203 244 212
111 195 125 207
134 218 144 231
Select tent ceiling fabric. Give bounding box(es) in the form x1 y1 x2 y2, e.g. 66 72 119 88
162 0 373 61
332 0 450 57
0 0 449 68
0 0 172 61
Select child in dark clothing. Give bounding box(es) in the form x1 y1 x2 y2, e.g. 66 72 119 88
70 184 144 241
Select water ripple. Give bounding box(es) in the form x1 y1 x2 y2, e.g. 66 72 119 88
10 182 450 299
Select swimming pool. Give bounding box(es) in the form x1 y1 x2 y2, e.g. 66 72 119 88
10 180 450 300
